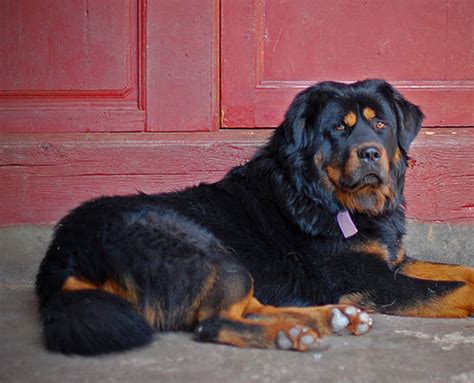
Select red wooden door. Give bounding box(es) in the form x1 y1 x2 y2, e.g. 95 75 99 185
221 0 474 128
0 0 218 133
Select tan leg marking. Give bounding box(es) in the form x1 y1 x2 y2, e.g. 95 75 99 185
398 260 474 317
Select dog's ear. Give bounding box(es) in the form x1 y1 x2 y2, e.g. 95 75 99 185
282 85 332 149
382 83 425 152
271 84 339 236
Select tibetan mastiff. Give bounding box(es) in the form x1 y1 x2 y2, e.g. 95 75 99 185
36 79 474 355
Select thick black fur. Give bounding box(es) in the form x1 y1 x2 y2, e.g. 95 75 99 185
36 79 464 355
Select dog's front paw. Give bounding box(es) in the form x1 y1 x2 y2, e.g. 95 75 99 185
330 305 373 335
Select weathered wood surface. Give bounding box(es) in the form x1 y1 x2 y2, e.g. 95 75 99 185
1 129 473 225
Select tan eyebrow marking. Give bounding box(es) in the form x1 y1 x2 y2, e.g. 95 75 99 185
343 112 357 127
363 107 376 121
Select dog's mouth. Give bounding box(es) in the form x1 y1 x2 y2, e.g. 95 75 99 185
341 172 383 191
323 164 394 215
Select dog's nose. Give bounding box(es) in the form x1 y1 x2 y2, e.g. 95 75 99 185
358 146 381 163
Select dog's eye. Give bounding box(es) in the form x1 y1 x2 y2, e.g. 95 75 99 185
376 121 386 129
335 124 346 132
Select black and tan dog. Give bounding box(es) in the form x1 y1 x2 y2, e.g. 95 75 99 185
36 79 474 355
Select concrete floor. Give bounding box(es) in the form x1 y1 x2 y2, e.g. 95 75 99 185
1 222 473 383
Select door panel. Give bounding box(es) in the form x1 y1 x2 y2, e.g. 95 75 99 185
1 1 134 94
221 0 474 127
0 0 144 132
0 0 219 133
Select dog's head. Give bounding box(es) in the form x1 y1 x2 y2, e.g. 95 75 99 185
270 79 423 233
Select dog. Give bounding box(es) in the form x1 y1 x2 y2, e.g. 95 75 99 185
36 79 474 355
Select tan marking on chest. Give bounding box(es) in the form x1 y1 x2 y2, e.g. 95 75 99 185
354 240 390 262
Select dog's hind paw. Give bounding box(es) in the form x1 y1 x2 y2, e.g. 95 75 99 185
275 325 320 351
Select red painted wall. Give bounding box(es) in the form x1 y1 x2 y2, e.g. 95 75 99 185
2 129 473 225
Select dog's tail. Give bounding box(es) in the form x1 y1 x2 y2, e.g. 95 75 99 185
37 289 153 355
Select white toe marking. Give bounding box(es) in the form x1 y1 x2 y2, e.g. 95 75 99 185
356 323 370 334
300 335 316 345
359 312 370 323
331 308 350 332
289 327 301 337
344 306 357 316
277 331 293 349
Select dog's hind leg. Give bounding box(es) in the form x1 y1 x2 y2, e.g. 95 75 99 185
194 264 321 351
193 260 375 350
195 296 322 351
